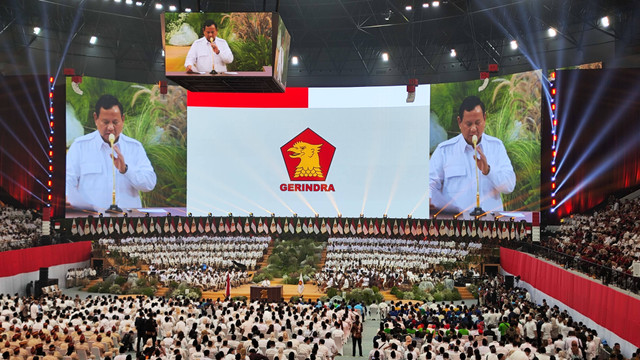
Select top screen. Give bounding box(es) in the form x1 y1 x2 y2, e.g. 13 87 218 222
163 12 274 76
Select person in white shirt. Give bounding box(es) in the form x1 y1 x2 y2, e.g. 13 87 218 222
429 96 516 213
185 20 233 74
66 95 157 211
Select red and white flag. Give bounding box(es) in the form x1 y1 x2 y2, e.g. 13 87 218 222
225 273 231 298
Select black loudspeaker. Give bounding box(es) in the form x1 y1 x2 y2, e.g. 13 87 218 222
484 265 499 275
39 267 49 282
505 275 514 289
92 259 104 272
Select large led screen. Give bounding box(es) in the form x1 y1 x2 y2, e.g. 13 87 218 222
65 77 187 217
163 12 273 76
186 87 430 218
65 70 541 219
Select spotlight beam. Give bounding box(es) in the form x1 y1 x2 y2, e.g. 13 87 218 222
555 80 640 191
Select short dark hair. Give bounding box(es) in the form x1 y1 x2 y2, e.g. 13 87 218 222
203 20 218 30
458 96 486 120
95 95 124 117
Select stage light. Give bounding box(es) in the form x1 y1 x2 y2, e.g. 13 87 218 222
337 213 342 218
407 214 412 219
360 214 364 218
155 3 163 10
432 1 440 7
552 150 556 157
550 71 556 79
381 52 389 61
135 1 143 5
600 16 609 28
185 8 192 12
49 136 53 142
510 40 518 50
551 88 556 95
125 0 133 4
450 48 456 57
551 182 556 189
383 214 387 218
552 199 556 206
89 36 97 45
114 0 121 3
552 176 556 181
271 213 275 217
293 213 297 217
33 27 41 35
169 5 177 11
49 77 54 83
551 103 556 111
49 150 53 157
49 107 54 114
550 208 555 213
553 135 557 142
291 56 299 65
405 5 412 11
50 121 54 127
48 180 52 187
551 166 556 173
249 213 253 217
548 27 557 37
315 214 319 218
47 194 52 201
228 212 232 217
422 3 429 8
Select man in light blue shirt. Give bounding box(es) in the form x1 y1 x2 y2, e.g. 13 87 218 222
429 96 516 214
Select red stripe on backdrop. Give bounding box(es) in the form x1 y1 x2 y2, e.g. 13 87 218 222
0 242 92 277
500 247 640 348
187 87 309 108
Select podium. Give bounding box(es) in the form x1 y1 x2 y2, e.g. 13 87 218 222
250 285 283 302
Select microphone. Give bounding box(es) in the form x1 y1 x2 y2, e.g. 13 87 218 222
470 134 484 218
107 133 123 213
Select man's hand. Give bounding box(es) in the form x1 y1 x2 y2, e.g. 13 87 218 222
186 65 195 73
111 145 127 174
210 42 220 54
474 146 490 175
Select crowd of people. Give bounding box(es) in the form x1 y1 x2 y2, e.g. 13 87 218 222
541 197 640 283
372 275 637 360
316 238 482 291
66 268 98 288
0 205 41 252
156 268 251 292
99 236 270 271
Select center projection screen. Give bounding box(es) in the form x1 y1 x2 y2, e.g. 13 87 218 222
65 71 541 219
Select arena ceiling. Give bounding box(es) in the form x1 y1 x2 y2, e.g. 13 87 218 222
0 0 637 86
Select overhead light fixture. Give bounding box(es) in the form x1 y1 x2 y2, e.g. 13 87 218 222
548 27 557 37
510 40 518 50
135 1 143 5
89 36 97 45
33 27 41 35
114 0 121 3
432 1 440 7
169 5 177 11
405 5 412 11
422 3 429 8
450 48 456 57
185 7 192 12
125 0 133 4
382 52 389 61
155 3 163 10
600 16 610 28
291 56 299 65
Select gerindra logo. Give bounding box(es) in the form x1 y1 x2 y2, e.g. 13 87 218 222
280 128 336 192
